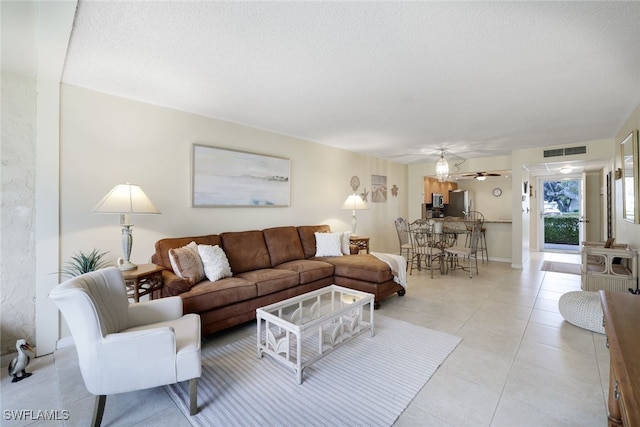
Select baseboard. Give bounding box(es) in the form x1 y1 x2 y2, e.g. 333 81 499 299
56 336 75 350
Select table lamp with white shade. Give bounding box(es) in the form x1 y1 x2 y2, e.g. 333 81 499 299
92 183 160 271
341 193 368 236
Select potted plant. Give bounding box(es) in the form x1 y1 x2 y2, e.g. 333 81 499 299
60 249 111 278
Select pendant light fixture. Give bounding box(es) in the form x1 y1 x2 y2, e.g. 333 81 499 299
436 149 449 182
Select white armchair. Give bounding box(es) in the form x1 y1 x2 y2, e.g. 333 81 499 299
49 267 201 426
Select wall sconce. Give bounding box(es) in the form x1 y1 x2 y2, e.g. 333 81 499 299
615 168 622 180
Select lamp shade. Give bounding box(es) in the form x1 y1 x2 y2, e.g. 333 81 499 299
341 194 368 210
92 183 160 214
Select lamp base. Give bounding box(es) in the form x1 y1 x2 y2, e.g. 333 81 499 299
117 259 138 271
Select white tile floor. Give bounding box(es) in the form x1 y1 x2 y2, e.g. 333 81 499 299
1 251 610 426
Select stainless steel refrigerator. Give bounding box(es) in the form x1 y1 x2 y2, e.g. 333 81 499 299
445 190 472 217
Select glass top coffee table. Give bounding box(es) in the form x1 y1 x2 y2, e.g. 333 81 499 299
256 285 374 384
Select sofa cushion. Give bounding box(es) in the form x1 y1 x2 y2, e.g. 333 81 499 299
297 225 331 259
198 244 233 282
318 254 394 283
235 268 300 297
220 230 271 274
155 234 221 271
168 241 205 287
276 259 334 284
180 276 257 313
263 226 305 267
315 232 344 257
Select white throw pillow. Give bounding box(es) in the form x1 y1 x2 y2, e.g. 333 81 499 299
198 244 233 282
314 232 344 257
168 241 204 286
341 231 352 255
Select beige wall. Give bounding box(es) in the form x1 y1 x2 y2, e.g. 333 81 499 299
614 104 640 249
59 84 408 274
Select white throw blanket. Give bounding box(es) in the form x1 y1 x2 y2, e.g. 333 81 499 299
371 252 408 288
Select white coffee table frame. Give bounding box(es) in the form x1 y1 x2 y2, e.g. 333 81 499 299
256 285 374 384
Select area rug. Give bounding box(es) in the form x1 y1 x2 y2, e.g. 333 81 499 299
165 315 461 427
541 260 581 275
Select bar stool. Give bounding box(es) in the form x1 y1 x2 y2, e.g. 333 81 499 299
465 211 488 263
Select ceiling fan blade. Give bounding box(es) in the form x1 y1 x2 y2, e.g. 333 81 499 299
461 171 502 177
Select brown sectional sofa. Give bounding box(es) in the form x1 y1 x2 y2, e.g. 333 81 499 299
151 225 405 335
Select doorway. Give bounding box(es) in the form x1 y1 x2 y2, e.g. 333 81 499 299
539 176 583 253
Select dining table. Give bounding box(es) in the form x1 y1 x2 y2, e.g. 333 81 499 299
408 218 470 276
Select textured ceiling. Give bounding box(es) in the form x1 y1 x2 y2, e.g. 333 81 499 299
60 1 640 166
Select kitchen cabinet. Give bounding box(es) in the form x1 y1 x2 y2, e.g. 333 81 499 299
423 177 457 204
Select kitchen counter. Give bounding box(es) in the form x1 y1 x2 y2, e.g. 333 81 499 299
418 218 512 262
425 217 512 224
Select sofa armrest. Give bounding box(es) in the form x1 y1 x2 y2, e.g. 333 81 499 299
161 270 192 296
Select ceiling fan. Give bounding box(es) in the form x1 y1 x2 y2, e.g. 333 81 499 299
463 172 501 180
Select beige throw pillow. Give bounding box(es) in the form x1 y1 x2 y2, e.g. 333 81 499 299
168 241 204 286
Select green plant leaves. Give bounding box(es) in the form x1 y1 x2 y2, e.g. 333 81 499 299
60 249 111 278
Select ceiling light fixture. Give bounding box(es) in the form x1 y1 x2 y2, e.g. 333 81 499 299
475 176 487 181
436 149 449 182
560 167 572 174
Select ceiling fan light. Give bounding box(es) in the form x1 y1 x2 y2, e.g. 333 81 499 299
475 175 487 181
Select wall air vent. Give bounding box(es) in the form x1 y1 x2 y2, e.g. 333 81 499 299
543 149 564 158
564 146 587 155
543 146 587 158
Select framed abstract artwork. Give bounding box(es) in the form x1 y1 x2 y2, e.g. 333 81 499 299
192 144 290 207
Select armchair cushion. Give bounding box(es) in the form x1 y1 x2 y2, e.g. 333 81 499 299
124 312 201 382
127 296 183 328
